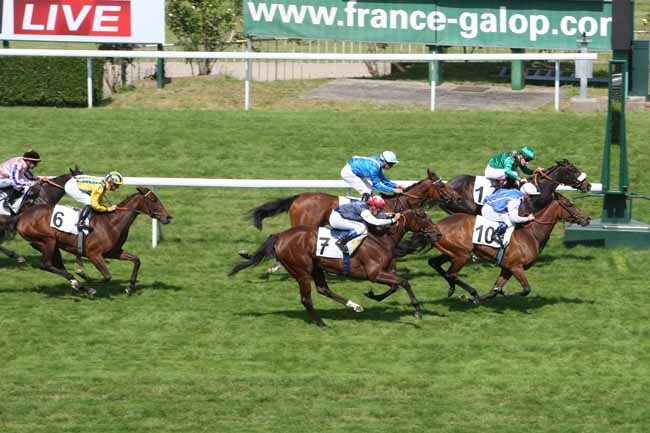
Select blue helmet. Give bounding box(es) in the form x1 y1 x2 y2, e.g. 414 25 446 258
380 150 399 165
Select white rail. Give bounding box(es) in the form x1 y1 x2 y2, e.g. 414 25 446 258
0 48 598 112
115 177 602 248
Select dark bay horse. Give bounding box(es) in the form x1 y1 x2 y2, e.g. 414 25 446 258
230 208 441 327
439 160 592 215
0 166 82 263
423 193 590 304
247 169 470 230
0 187 172 296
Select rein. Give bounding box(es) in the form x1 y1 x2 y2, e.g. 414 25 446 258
42 177 65 190
532 167 560 188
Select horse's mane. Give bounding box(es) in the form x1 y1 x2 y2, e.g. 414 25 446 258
117 188 151 207
378 176 428 201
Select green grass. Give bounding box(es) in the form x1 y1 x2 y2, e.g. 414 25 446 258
0 108 650 433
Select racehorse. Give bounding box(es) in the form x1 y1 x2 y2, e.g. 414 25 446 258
439 160 592 215
0 187 172 297
247 169 471 230
0 166 82 264
230 208 441 327
403 193 590 304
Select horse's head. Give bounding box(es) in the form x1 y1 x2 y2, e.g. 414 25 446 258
553 193 591 227
135 187 173 224
424 169 471 212
402 207 441 243
545 160 591 193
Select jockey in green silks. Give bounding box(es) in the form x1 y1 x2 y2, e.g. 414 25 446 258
484 146 540 187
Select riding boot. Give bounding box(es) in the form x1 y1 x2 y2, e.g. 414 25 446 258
361 193 371 202
76 206 92 258
494 222 508 246
335 232 357 255
2 188 21 214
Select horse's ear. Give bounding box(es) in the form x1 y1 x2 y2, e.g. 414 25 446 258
136 187 148 195
427 168 437 179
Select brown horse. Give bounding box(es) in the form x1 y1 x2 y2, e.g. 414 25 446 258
398 193 590 304
247 169 470 230
230 208 441 327
0 187 172 296
439 160 592 215
0 166 82 264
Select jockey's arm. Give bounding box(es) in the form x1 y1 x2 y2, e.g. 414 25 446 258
89 184 110 212
10 162 33 189
503 157 519 181
360 209 395 226
506 200 529 224
520 164 534 175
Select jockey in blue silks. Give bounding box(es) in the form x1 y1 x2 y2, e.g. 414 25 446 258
481 183 539 244
340 150 403 201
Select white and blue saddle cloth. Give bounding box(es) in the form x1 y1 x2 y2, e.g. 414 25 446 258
472 216 515 249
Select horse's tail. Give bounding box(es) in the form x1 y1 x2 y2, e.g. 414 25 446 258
0 216 19 242
229 235 278 276
247 195 298 230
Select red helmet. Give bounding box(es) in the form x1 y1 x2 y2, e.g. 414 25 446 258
367 196 386 208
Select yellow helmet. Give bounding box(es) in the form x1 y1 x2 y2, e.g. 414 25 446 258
106 171 124 185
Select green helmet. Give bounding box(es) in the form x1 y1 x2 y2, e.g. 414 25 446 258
520 146 535 161
106 171 124 185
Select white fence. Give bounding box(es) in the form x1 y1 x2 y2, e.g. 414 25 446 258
0 48 598 112
117 177 603 248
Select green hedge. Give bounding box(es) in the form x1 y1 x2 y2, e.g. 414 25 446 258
0 57 104 107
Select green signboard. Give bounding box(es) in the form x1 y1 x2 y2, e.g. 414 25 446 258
244 0 614 51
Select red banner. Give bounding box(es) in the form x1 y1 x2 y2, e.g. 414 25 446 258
14 0 131 36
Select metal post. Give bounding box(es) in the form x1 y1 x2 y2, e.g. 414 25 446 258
511 48 525 90
577 34 592 99
245 38 252 111
86 57 93 109
554 61 560 112
151 186 162 248
156 43 165 89
430 61 436 112
1 41 8 48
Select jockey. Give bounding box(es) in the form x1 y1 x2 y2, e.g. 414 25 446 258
328 195 402 255
341 150 404 201
64 171 123 229
484 146 541 188
0 150 42 212
481 183 540 244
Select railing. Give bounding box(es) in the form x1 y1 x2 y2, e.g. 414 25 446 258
0 48 598 112
114 177 603 248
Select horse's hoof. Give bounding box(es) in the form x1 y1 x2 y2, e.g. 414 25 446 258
125 287 136 296
85 288 97 298
447 287 455 297
414 311 423 320
346 300 364 313
16 256 26 264
238 250 251 260
364 291 375 299
266 265 281 274
469 295 481 305
458 294 468 303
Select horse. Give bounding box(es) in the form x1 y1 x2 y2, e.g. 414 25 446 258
0 166 82 264
230 208 441 327
408 193 590 304
439 160 592 215
247 169 471 231
0 187 172 297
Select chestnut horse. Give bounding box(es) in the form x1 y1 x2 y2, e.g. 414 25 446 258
230 208 441 327
0 187 172 296
0 166 82 264
439 160 592 215
247 169 470 230
398 193 590 304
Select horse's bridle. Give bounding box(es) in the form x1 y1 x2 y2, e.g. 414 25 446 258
527 196 584 226
392 178 448 211
532 165 586 191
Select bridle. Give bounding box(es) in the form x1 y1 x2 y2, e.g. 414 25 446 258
527 196 584 226
392 177 448 211
116 190 156 216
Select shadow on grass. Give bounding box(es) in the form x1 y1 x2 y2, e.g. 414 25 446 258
427 293 594 314
0 279 182 299
239 301 447 327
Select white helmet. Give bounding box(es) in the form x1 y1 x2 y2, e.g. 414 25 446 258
520 183 540 195
380 150 399 164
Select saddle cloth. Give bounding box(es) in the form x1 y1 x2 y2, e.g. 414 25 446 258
0 188 29 216
316 227 368 259
49 205 90 235
472 176 496 205
472 215 515 248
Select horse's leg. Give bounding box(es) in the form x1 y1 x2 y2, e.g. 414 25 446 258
428 255 455 296
479 269 513 302
312 266 364 313
436 255 482 304
37 241 91 296
502 266 531 297
110 251 140 295
0 245 26 264
373 271 422 319
283 262 326 327
364 257 399 302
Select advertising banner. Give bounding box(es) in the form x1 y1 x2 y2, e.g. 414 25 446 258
244 0 614 51
0 0 165 43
